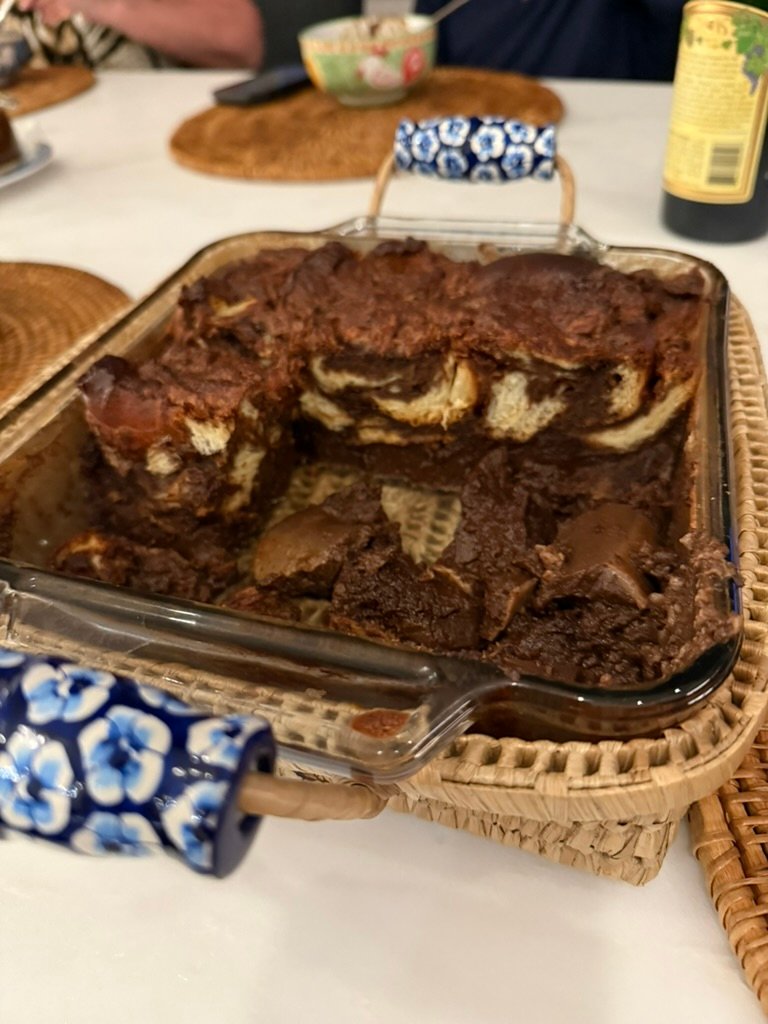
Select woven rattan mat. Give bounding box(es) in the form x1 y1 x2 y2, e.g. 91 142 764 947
691 308 768 1014
3 66 95 118
169 67 564 181
0 262 129 422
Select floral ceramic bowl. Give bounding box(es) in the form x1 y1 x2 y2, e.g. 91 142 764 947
0 30 32 89
299 14 436 107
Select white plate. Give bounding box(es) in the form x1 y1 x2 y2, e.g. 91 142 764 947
0 141 53 190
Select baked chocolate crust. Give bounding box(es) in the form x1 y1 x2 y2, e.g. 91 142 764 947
55 240 732 692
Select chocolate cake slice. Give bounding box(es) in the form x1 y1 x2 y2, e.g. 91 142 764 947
79 336 296 543
293 243 704 456
0 110 21 174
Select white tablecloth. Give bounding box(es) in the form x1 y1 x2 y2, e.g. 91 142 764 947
0 72 766 1024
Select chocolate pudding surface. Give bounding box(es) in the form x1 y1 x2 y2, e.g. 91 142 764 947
48 241 736 691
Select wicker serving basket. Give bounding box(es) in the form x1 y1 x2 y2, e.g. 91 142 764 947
49 282 759 888
2 171 766 886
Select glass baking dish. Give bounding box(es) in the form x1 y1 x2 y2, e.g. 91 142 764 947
0 218 742 783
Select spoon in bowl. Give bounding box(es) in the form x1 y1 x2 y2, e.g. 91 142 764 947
431 0 473 25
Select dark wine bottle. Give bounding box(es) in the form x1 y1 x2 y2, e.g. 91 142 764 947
662 1 768 243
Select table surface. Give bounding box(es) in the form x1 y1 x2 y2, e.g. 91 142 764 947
1 71 766 1024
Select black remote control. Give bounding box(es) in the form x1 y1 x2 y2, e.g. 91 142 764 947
213 65 310 107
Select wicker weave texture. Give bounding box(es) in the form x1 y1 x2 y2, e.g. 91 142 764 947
690 311 768 1007
390 791 679 885
3 235 764 886
0 262 129 423
4 66 95 118
691 758 768 1012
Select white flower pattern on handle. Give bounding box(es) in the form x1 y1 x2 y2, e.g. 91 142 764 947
533 158 555 180
534 125 556 158
501 144 534 179
187 715 261 771
395 117 415 140
392 117 556 184
437 116 471 147
436 148 469 179
505 120 538 145
0 652 274 873
161 780 227 871
79 705 171 805
70 811 161 856
22 663 115 724
470 163 503 183
411 127 440 163
470 125 507 162
0 649 25 669
0 730 74 835
394 139 413 170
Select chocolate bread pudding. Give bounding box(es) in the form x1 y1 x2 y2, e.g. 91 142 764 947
0 110 21 174
51 240 737 691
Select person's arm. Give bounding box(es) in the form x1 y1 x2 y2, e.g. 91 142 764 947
19 0 266 68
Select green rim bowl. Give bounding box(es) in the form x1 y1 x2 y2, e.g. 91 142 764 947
299 14 436 107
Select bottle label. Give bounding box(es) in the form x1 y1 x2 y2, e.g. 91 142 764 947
664 1 768 204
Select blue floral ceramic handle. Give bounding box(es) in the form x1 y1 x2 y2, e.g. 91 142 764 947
393 116 557 182
0 648 275 877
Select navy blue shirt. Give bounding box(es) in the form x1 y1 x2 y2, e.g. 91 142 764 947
258 0 685 81
416 0 685 81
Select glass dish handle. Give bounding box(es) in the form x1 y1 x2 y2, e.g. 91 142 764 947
369 116 575 223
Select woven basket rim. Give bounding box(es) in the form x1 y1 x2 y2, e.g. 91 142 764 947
691 319 768 999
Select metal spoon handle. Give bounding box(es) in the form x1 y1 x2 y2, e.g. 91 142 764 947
431 0 472 25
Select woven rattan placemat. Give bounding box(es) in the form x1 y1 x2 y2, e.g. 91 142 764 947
0 262 129 422
169 67 564 181
691 310 768 1014
691 739 768 1014
3 66 95 118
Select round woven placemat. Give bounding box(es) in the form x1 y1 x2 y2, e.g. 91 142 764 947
0 262 129 421
3 65 95 118
169 67 564 181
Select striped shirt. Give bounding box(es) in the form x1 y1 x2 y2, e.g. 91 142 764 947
6 10 165 68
